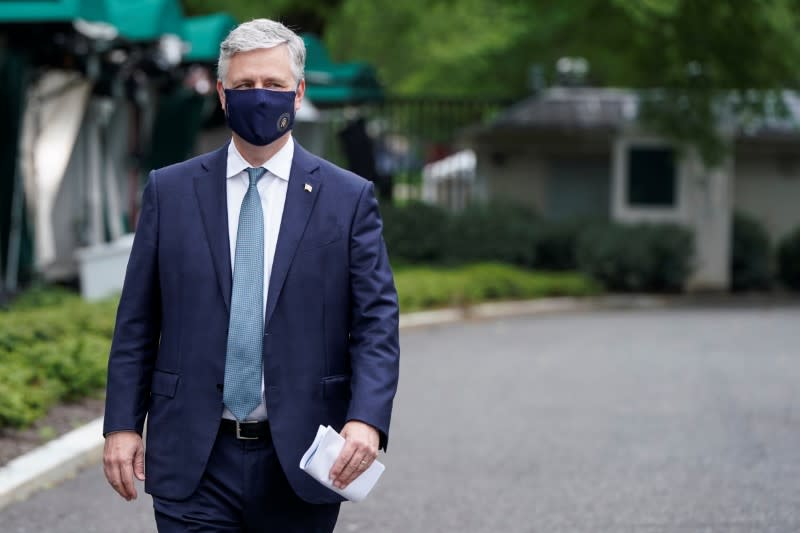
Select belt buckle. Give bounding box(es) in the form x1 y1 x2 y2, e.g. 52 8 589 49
235 421 259 440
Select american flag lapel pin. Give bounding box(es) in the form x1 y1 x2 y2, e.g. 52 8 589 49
304 183 313 193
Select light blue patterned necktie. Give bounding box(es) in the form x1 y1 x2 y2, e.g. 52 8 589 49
224 167 267 421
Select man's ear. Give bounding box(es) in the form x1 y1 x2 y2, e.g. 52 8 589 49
294 79 306 112
217 79 226 113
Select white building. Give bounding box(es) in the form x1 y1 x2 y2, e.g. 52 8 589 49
464 88 800 290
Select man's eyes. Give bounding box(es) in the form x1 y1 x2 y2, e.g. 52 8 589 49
233 82 284 89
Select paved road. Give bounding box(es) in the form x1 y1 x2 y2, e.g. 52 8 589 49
3 306 800 532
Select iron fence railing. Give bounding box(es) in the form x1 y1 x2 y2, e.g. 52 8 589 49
315 97 510 202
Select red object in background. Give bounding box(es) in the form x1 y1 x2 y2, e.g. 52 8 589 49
426 143 452 164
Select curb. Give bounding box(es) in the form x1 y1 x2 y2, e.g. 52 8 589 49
398 294 670 329
0 418 104 509
0 292 739 509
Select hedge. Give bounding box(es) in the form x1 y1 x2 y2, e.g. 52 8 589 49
0 287 116 428
380 202 450 264
444 204 539 267
575 223 694 292
778 227 800 291
731 212 772 291
381 202 694 291
395 263 599 312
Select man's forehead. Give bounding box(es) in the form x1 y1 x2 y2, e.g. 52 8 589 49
227 46 293 78
231 43 290 62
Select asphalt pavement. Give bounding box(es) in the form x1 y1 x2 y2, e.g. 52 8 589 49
3 305 800 532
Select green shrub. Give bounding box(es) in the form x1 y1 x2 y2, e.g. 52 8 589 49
576 223 694 292
381 201 600 271
381 201 450 263
0 360 60 428
445 203 539 267
778 227 800 291
0 290 114 428
531 219 595 271
731 212 772 291
395 263 599 312
7 284 78 310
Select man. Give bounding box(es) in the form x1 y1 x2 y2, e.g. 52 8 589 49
102 19 400 532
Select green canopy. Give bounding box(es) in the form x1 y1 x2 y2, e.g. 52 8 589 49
302 34 383 105
182 13 236 63
0 0 83 22
93 0 184 41
0 0 184 41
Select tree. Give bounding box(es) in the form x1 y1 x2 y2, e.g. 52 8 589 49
183 0 800 162
183 0 343 35
325 0 800 162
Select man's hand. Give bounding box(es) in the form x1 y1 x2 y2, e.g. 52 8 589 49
103 431 145 501
329 420 379 489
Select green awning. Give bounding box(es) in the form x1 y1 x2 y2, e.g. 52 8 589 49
304 85 384 105
302 34 382 105
0 0 184 41
182 13 236 63
0 0 83 22
93 0 184 41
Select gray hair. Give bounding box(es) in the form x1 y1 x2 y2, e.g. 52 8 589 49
218 19 306 85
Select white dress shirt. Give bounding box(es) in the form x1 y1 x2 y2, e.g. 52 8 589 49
222 136 293 422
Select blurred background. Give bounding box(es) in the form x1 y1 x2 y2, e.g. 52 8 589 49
2 2 800 530
1 0 799 300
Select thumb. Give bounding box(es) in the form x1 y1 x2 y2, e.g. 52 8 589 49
133 444 146 481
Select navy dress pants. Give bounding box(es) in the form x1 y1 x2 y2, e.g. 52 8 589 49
152 424 340 532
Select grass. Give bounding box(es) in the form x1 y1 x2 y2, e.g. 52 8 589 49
394 263 600 312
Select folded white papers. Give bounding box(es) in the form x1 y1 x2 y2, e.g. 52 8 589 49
299 425 385 502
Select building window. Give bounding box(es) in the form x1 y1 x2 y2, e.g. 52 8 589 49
626 146 676 207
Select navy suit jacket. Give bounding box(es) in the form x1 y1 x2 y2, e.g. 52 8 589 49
103 141 400 504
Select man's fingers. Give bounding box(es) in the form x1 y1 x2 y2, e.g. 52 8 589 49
102 433 143 500
335 452 367 488
133 445 146 481
120 460 137 500
108 463 131 500
103 460 123 499
329 442 356 481
336 444 378 488
329 422 380 489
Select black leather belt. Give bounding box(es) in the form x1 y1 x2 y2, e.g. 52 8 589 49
220 419 271 440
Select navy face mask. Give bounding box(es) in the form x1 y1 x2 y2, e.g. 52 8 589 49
224 88 296 146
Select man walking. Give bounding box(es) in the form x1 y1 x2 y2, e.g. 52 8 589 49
102 18 400 532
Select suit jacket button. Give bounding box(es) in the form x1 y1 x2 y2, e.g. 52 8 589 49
216 384 223 392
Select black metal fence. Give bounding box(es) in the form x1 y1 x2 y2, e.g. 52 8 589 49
315 97 510 202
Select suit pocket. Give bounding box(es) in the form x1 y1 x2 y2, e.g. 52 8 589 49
298 226 343 252
321 375 351 401
150 370 179 398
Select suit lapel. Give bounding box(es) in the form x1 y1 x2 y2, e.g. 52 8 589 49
265 143 321 327
194 144 233 314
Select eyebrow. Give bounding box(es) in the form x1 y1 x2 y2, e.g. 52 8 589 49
231 76 290 85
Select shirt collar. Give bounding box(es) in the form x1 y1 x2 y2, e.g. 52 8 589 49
226 136 294 181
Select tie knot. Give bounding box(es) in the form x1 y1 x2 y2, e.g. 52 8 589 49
246 167 267 186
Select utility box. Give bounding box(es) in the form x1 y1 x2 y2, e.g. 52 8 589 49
75 234 134 301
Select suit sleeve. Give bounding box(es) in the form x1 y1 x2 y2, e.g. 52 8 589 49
346 181 400 451
102 171 162 436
